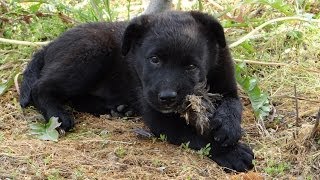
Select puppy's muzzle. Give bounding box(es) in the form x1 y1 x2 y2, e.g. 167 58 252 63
158 90 177 107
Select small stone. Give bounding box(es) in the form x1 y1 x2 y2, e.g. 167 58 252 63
157 166 166 173
133 128 154 138
100 129 110 136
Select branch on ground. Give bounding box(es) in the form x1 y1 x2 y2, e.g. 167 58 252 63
0 37 49 46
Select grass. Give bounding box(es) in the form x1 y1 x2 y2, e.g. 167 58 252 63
197 143 211 159
264 160 290 177
114 146 128 158
0 0 320 179
159 134 168 142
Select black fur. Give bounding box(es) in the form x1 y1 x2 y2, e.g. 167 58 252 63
20 11 254 172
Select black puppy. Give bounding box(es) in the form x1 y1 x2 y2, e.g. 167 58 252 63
20 11 254 172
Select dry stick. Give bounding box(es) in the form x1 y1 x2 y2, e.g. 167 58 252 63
80 139 135 145
14 73 21 95
234 58 320 74
294 84 299 128
0 64 14 71
229 16 320 48
257 117 270 137
310 108 320 139
271 95 320 104
0 37 49 46
233 58 287 66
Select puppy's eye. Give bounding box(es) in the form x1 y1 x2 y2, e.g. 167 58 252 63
149 56 160 65
186 64 197 71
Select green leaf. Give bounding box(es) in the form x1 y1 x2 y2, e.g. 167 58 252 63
29 117 61 142
248 78 258 91
38 129 60 142
236 62 271 120
45 117 61 130
29 123 46 134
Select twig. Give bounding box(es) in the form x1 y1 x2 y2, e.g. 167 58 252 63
256 117 270 137
229 16 320 48
292 67 320 74
310 108 320 139
80 139 135 145
294 84 299 127
271 95 320 103
0 37 49 46
245 26 297 40
235 59 320 73
14 73 21 95
234 58 287 66
0 64 14 71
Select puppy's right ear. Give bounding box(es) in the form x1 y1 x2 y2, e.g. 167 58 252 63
122 15 152 56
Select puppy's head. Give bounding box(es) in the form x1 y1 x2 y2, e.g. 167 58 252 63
122 11 227 113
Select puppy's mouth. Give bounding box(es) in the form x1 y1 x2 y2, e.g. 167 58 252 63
158 105 176 114
157 100 183 113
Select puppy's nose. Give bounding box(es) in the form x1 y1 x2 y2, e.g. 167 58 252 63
158 90 177 104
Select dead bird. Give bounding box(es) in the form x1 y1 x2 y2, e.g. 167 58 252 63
178 82 222 136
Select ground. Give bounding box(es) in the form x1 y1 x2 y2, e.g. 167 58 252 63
0 0 320 179
0 91 243 179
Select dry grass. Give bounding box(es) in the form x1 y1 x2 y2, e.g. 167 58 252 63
1 91 230 179
1 88 319 179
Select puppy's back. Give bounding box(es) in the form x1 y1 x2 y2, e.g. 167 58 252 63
20 21 128 108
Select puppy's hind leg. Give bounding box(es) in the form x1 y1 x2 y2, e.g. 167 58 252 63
31 80 75 131
30 54 112 131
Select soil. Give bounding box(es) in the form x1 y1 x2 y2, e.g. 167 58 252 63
1 88 319 179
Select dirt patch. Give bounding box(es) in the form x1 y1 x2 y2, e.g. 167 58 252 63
1 90 230 179
1 88 319 179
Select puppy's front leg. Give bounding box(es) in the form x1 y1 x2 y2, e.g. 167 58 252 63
206 97 242 147
142 105 253 172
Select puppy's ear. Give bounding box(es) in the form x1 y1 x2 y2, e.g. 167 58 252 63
190 11 227 48
122 15 152 56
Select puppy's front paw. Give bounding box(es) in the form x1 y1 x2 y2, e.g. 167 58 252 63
208 117 241 147
56 115 75 132
211 143 254 172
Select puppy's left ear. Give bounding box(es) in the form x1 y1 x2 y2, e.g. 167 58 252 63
190 11 227 48
122 15 152 56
